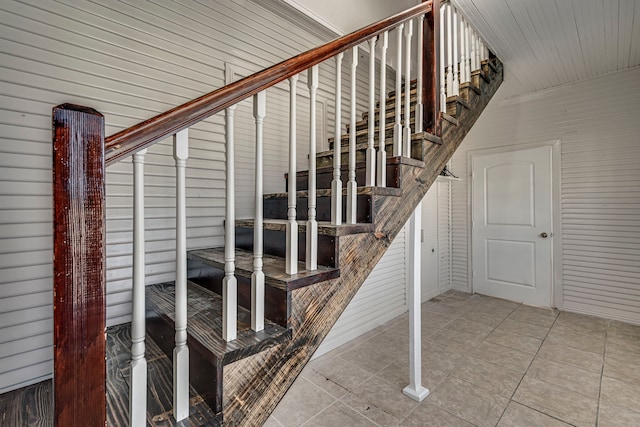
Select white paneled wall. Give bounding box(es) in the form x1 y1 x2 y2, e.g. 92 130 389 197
0 0 387 393
450 66 640 325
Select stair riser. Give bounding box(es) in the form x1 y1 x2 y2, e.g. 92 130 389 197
317 141 424 169
264 194 374 223
187 260 290 328
235 227 338 269
349 108 416 133
289 162 401 191
329 122 415 148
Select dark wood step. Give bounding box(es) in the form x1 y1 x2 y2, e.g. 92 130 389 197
387 79 417 99
145 281 292 419
286 160 401 191
329 117 416 148
446 95 471 118
360 103 416 128
187 247 340 327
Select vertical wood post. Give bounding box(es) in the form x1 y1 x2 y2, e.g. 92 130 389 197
331 53 344 226
286 75 299 275
224 105 238 340
377 31 389 187
52 103 106 426
423 0 440 135
365 37 377 186
393 23 404 156
346 47 358 225
402 19 413 157
252 92 266 331
306 67 319 271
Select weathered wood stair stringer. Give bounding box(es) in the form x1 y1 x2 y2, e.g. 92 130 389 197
221 58 504 425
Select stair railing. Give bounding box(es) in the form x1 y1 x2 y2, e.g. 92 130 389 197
49 0 508 424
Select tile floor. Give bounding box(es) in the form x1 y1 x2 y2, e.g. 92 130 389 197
266 290 640 427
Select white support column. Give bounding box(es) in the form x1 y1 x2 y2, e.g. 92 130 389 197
252 92 266 331
463 19 471 83
346 46 358 225
446 4 453 99
130 148 147 427
452 7 460 96
377 31 389 187
439 4 447 112
172 129 189 422
306 67 318 271
393 23 404 157
416 14 424 134
223 105 238 341
331 53 343 226
365 37 376 186
403 201 430 403
286 75 299 275
402 19 413 158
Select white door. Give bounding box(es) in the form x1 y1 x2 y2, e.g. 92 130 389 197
471 146 553 307
421 184 439 302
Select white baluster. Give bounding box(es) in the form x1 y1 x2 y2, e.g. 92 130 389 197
173 129 189 422
366 37 376 186
130 148 147 427
377 31 389 187
440 4 447 112
306 67 318 271
480 40 487 62
346 46 358 225
252 92 266 331
331 53 343 226
459 18 467 84
452 7 459 96
463 20 471 83
403 19 413 158
446 4 453 99
223 105 237 341
286 76 299 275
484 42 489 62
470 30 478 74
393 23 404 157
416 14 424 134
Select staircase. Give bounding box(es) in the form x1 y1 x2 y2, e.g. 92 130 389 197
51 1 503 425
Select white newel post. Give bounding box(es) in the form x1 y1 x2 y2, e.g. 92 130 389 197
403 201 430 402
403 19 413 158
416 14 424 134
223 105 238 341
452 7 459 96
332 53 343 226
286 75 299 275
173 129 189 421
439 4 447 112
446 4 453 99
366 37 377 186
377 31 389 187
307 67 319 271
130 148 147 427
252 92 266 331
346 46 358 225
394 23 404 157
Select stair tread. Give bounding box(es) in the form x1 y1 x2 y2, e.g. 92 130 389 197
189 247 340 291
264 186 402 199
236 218 375 236
319 132 438 158
146 281 291 365
330 117 416 145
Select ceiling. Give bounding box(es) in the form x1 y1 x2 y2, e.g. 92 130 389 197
453 0 640 98
282 0 640 99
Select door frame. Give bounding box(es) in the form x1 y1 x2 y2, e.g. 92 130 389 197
466 140 563 309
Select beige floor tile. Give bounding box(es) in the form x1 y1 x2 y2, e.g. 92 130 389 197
429 328 483 354
460 310 508 328
271 377 337 427
377 354 448 391
485 329 543 354
546 325 605 354
598 403 640 427
552 319 607 339
304 356 373 397
422 342 466 374
468 293 521 310
427 376 509 427
451 356 524 398
263 415 284 427
302 367 351 399
508 305 558 328
496 318 552 339
303 401 376 426
472 341 535 373
341 375 419 425
400 402 474 426
513 375 598 426
442 317 496 338
600 376 640 414
557 312 607 332
339 340 399 374
606 333 640 355
527 358 601 399
604 353 640 386
608 320 640 339
536 341 603 373
498 402 572 426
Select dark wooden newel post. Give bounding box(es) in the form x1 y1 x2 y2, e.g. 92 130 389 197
423 0 441 135
52 104 107 426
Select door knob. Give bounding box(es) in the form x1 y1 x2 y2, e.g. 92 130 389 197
540 232 548 238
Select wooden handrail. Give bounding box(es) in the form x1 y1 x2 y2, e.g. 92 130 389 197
105 1 433 166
